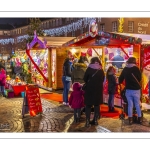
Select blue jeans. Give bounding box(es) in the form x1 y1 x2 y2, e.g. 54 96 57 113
108 94 114 108
125 89 141 117
0 86 5 96
62 76 71 103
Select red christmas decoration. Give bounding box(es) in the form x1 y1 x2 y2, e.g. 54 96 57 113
87 48 92 56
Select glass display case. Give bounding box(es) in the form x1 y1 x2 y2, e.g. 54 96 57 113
30 49 48 86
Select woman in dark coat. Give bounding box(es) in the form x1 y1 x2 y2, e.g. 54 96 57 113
83 57 105 127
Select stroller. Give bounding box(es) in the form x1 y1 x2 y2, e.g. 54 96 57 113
120 85 143 123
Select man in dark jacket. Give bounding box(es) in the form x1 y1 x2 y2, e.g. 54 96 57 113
119 57 142 125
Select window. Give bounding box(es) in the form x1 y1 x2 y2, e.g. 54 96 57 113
66 18 69 24
100 24 105 31
65 32 67 37
44 22 46 28
56 19 58 26
59 19 62 25
53 20 55 27
112 21 117 32
80 28 83 34
70 18 73 23
128 21 134 32
1 47 4 53
72 31 75 37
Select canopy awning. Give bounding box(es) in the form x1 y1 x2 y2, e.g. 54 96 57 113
62 31 143 47
38 36 75 47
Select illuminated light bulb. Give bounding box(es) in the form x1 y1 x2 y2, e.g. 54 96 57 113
71 48 76 54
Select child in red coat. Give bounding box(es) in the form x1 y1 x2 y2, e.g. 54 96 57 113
69 82 84 123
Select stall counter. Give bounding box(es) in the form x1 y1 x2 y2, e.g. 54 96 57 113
5 82 26 97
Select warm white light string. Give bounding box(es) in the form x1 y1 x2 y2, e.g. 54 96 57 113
44 18 95 36
0 18 96 45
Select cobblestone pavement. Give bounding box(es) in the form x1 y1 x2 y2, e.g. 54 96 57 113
1 96 150 133
0 97 74 132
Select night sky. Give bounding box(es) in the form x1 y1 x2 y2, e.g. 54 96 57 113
0 18 28 24
0 18 52 24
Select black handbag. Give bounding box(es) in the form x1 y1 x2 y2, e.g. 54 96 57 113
120 87 128 103
82 69 100 91
82 83 87 91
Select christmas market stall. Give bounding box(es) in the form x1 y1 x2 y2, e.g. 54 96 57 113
62 20 143 107
5 50 28 97
38 36 75 90
26 31 75 90
119 33 150 109
26 32 50 90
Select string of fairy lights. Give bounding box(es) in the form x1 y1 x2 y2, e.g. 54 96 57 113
0 18 96 45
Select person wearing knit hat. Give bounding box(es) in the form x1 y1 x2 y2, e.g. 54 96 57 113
119 57 142 125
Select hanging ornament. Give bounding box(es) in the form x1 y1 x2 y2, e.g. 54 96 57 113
87 48 92 56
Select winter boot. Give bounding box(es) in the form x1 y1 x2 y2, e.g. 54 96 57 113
111 107 115 112
108 106 112 112
90 115 99 125
129 117 133 125
138 117 142 124
85 119 90 127
94 117 98 125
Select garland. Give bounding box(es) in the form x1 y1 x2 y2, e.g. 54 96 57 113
0 18 96 45
44 18 96 36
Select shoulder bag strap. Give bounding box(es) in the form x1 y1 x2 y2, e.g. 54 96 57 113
131 73 141 87
87 69 100 83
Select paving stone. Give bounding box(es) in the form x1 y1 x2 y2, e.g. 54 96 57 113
1 96 150 132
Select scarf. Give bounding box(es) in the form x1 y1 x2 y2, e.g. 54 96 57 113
88 62 102 69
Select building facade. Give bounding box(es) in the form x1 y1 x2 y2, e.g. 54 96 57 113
0 17 150 60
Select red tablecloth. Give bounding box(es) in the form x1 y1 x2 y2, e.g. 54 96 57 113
5 83 26 96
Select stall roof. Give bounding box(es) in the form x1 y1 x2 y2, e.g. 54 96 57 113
113 33 150 44
62 31 143 47
38 37 75 47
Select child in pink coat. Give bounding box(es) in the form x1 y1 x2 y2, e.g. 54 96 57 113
0 67 6 97
69 82 84 123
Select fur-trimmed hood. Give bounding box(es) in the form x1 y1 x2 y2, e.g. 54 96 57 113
74 63 87 68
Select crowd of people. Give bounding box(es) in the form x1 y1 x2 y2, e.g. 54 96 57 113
62 55 142 127
0 57 30 97
0 55 143 126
